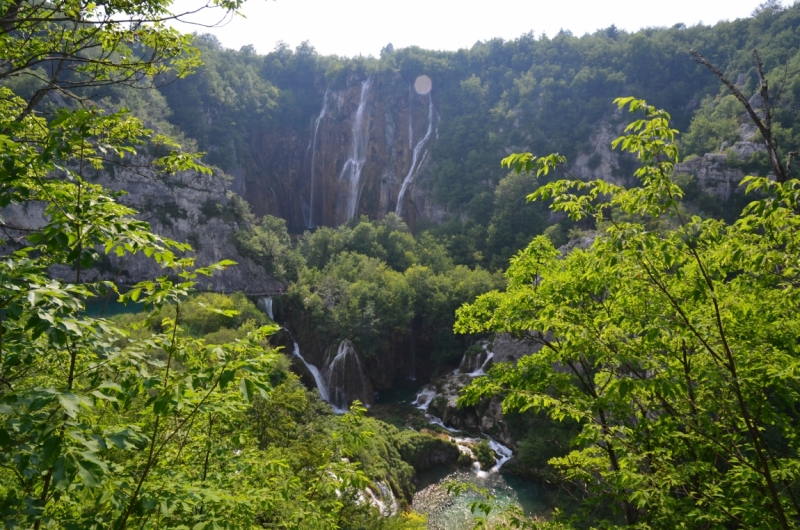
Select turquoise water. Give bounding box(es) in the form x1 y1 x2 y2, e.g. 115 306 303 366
375 380 550 528
413 467 549 530
83 296 141 318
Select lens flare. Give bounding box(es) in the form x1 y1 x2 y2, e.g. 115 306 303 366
414 75 432 95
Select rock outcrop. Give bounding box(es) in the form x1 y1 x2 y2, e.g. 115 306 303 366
1 160 281 294
427 373 512 446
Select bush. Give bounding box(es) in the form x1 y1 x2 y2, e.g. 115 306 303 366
473 440 495 471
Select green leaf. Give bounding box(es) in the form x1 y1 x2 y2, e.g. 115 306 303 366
76 453 107 488
239 377 255 403
57 392 84 418
39 435 62 469
219 369 236 389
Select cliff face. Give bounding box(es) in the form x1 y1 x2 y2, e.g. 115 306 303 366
1 160 282 294
238 74 438 231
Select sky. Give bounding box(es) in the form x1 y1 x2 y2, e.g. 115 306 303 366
167 0 790 57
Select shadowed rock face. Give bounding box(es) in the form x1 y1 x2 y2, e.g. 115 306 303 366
238 74 438 231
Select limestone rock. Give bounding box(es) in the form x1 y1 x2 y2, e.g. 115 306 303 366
1 160 280 293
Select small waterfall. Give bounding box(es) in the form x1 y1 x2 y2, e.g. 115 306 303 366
412 386 513 471
284 329 332 404
460 348 494 377
323 339 372 411
413 384 437 411
487 436 513 472
364 481 398 516
395 92 436 217
256 296 274 320
340 78 373 222
307 89 331 228
413 385 459 433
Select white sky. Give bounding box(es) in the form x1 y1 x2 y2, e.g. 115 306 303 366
168 0 790 57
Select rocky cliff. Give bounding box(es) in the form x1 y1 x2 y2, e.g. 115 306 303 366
1 160 281 294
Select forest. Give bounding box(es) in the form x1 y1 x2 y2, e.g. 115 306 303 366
1 0 800 528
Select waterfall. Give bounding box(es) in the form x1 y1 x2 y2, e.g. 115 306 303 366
283 328 354 414
323 339 371 411
365 481 398 516
306 89 331 228
339 78 373 222
412 386 514 472
408 86 414 149
256 296 273 320
486 436 513 472
395 92 436 217
413 384 437 412
281 330 368 414
460 348 494 377
284 329 331 403
413 385 458 433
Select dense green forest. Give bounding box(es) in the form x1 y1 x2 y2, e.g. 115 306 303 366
2 0 800 528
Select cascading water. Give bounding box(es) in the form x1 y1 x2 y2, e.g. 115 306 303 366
306 89 331 228
460 348 495 377
395 92 436 217
412 385 513 470
339 78 373 222
284 329 331 404
364 481 399 516
323 339 372 411
256 296 274 321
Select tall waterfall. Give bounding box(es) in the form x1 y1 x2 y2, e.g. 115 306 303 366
339 78 373 222
256 296 273 320
306 89 331 228
395 92 436 217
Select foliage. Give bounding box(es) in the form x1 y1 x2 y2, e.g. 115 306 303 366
232 204 304 282
292 251 415 358
472 440 495 471
292 215 503 364
456 97 800 528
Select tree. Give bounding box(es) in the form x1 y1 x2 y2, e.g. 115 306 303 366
456 97 800 527
0 1 292 527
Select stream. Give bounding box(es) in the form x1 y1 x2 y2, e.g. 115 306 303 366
405 387 548 529
283 325 548 528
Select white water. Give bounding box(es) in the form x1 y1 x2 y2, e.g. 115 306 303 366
340 78 373 222
413 386 513 472
395 92 436 217
464 350 494 377
257 296 273 320
307 89 331 228
364 481 399 516
287 332 332 404
324 339 371 412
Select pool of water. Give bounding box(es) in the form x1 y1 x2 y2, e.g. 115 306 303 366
83 296 142 318
413 467 548 530
374 379 551 528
